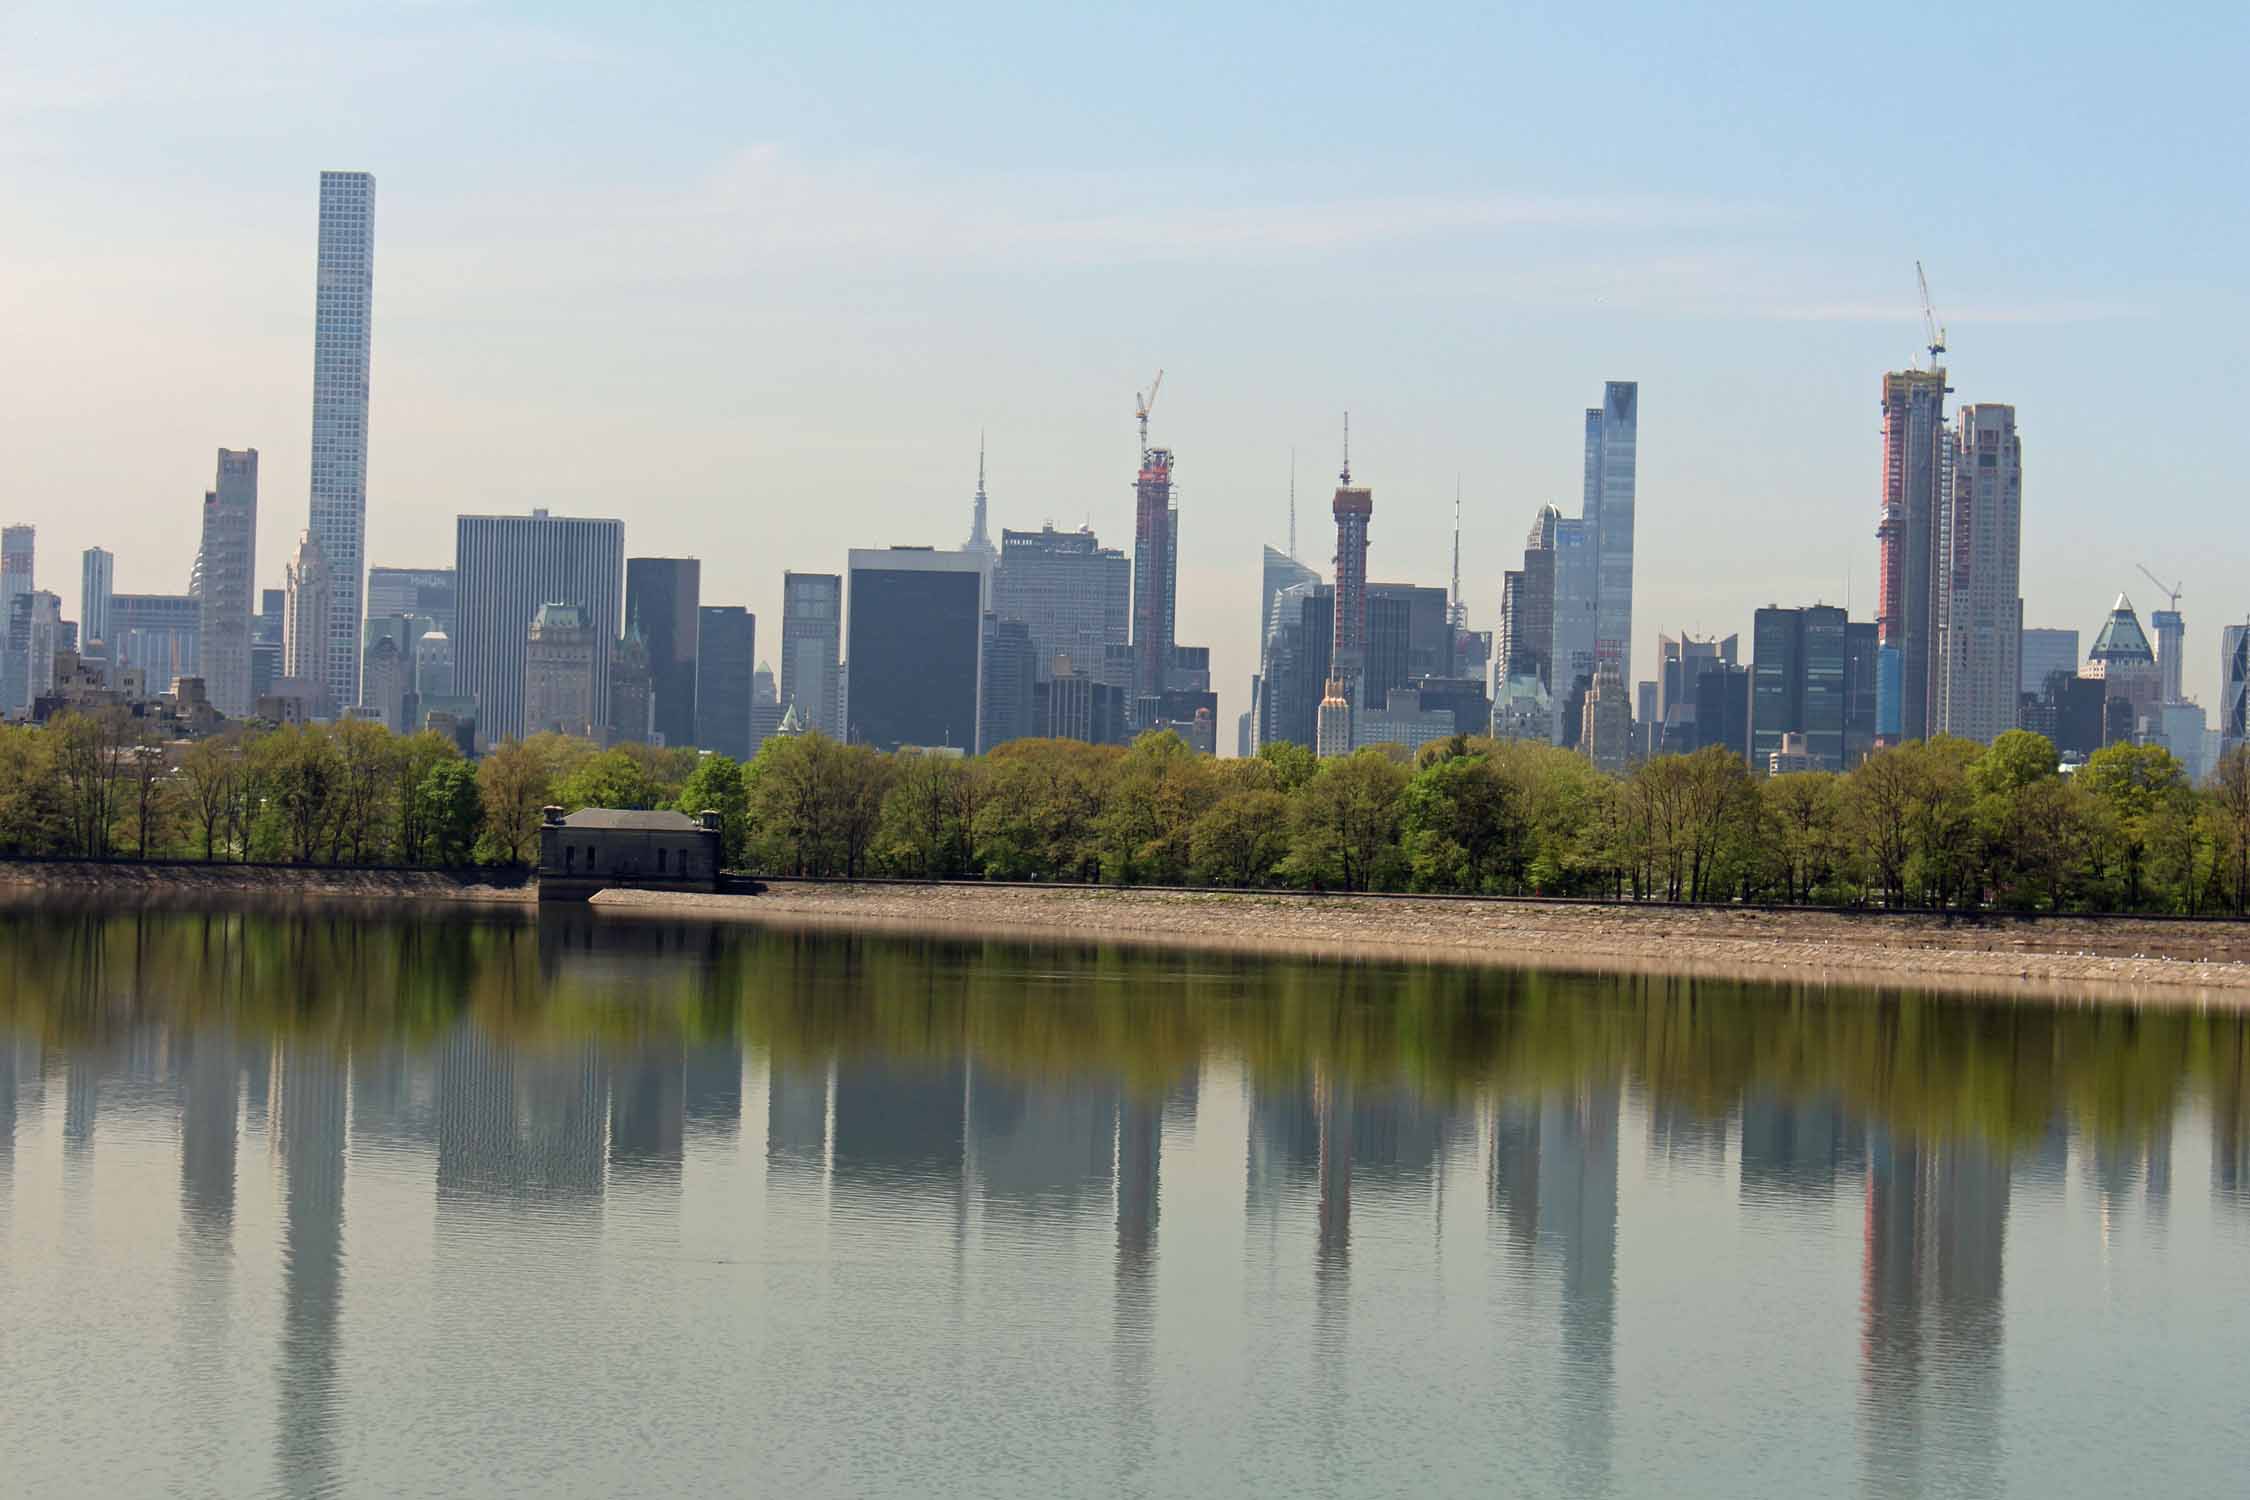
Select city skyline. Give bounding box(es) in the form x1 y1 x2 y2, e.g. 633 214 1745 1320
5 3 2241 728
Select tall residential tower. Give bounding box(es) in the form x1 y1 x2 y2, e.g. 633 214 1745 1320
198 448 259 717
306 170 376 717
1585 382 1638 687
1876 367 1948 743
1933 404 2023 744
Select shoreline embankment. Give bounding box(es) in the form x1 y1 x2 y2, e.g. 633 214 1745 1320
0 859 534 905
594 880 2250 1005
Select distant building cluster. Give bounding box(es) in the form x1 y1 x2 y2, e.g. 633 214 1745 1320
8 175 2241 782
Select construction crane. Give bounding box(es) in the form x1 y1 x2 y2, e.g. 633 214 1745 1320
1134 369 1164 460
1915 260 1947 369
2137 562 2184 614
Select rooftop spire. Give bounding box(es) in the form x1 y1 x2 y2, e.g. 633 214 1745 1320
964 429 995 557
1450 476 1464 629
1288 448 1297 560
1340 412 1351 486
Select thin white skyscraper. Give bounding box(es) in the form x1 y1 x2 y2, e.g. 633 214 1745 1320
1934 403 2023 745
197 448 258 717
307 170 376 716
80 547 113 650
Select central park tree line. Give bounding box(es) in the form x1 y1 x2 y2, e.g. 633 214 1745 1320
6 709 2250 915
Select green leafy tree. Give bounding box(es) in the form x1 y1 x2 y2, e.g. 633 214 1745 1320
477 737 563 865
676 755 751 869
392 730 462 865
1283 750 1409 891
2081 742 2189 910
1097 732 1219 885
556 747 663 812
1400 750 1523 893
1189 789 1291 887
418 759 485 866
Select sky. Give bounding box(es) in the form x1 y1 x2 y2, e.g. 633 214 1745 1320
3 0 2245 726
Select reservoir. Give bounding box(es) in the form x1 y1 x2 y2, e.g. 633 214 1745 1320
2 901 2245 1497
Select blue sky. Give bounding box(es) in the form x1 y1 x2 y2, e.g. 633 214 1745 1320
4 0 2244 718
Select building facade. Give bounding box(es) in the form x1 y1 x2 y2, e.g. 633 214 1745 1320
80 547 113 651
2086 595 2162 743
198 447 259 717
1876 367 1948 743
1752 604 1848 771
365 567 457 640
995 526 1131 684
284 530 332 711
1585 381 1639 687
1933 403 2022 745
306 170 376 716
1131 447 1176 703
1321 454 1373 758
522 603 596 737
694 605 755 760
2222 624 2248 757
780 571 843 738
980 616 1039 752
111 593 200 689
453 511 623 747
2020 628 2079 697
846 548 982 753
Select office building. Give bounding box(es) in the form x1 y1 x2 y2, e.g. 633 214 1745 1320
1551 517 1598 747
2222 624 2248 756
846 548 982 752
2151 606 2186 706
2020 628 2079 698
2086 595 2162 742
607 627 652 745
80 547 113 650
197 447 259 717
1933 403 2022 745
1876 367 1948 743
1769 731 1816 776
749 662 781 756
1 525 32 625
1355 688 1455 755
523 603 597 738
414 628 454 700
365 567 457 639
257 588 285 646
995 527 1131 681
980 616 1039 752
1752 604 1848 771
361 634 405 731
1844 620 1879 769
305 170 376 714
625 558 700 749
2158 702 2209 784
695 606 755 760
1653 632 1739 756
1258 544 1321 710
111 593 200 688
1037 662 1129 746
454 510 624 747
6 591 62 716
1131 446 1176 703
1585 381 1638 686
284 530 332 712
1495 506 1561 741
1369 583 1452 690
1580 659 1631 773
1696 663 1752 764
1259 584 1328 751
780 572 843 738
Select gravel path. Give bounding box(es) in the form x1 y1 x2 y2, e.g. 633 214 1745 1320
597 882 2250 1006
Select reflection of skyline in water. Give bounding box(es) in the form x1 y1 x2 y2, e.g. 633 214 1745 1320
2 907 2248 1495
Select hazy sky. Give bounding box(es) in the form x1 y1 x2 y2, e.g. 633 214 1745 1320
4 0 2244 723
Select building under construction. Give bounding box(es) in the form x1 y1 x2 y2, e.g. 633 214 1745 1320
1876 366 1950 744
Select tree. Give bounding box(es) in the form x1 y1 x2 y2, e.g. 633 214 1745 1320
876 751 967 877
1400 749 1524 893
178 733 245 861
556 747 663 812
330 718 400 863
1764 771 1846 904
2081 742 2189 910
123 734 175 858
1254 740 1320 797
259 724 343 863
391 730 461 865
677 755 751 870
973 739 1116 881
1848 745 1923 907
1283 750 1409 891
478 738 559 866
1096 732 1218 885
417 759 485 866
0 725 64 855
51 708 131 858
1189 789 1290 887
2213 745 2250 915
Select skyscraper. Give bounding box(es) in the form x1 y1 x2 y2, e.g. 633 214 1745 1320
2222 624 2248 756
1314 437 1374 760
306 170 376 717
1494 505 1561 742
1752 604 1848 770
980 616 1039 752
1934 403 2022 745
994 527 1131 682
2150 606 2186 705
625 558 700 748
79 547 113 650
1130 444 1176 706
523 603 597 738
454 509 624 747
1551 517 1598 747
695 605 755 760
2019 628 2079 697
284 530 332 708
846 548 982 752
364 567 457 640
1585 381 1639 687
780 572 843 737
1 528 33 664
1876 367 1948 743
2086 594 2161 742
962 437 997 569
198 447 258 717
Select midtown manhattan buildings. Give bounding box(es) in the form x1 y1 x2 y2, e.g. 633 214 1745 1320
695 605 755 761
306 170 376 716
1933 404 2023 746
1876 367 1949 744
846 548 982 753
283 530 333 705
994 526 1130 682
455 510 624 747
197 447 259 717
780 572 843 738
625 558 700 748
1131 446 1177 703
1586 381 1639 686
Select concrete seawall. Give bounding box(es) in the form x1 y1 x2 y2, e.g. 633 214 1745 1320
0 859 535 905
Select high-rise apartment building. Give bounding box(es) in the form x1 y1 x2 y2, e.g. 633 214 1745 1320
257 588 286 645
1752 604 1849 771
1876 367 1949 743
306 170 376 716
198 447 259 716
695 605 755 760
995 527 1131 683
283 530 332 709
1933 404 2022 745
80 547 113 650
454 510 624 747
1130 446 1176 703
2150 607 2186 705
523 603 597 738
1585 381 1639 686
625 558 700 748
1551 518 1598 747
5 591 62 717
846 548 982 752
780 572 843 738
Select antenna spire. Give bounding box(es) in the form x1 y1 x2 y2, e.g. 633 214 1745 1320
1450 476 1464 628
1288 449 1297 560
1340 413 1351 486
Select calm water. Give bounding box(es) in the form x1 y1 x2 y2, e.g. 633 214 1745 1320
1 902 2246 1498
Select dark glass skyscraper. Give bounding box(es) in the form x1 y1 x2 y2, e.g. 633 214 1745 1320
695 605 754 760
846 549 982 752
1753 604 1849 770
625 558 699 749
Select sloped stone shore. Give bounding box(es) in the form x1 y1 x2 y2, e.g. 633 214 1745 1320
0 860 533 903
596 882 2250 1005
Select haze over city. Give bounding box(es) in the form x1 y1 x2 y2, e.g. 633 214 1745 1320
4 0 2243 717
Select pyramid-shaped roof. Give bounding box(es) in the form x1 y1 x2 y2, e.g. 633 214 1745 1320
2089 595 2155 665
